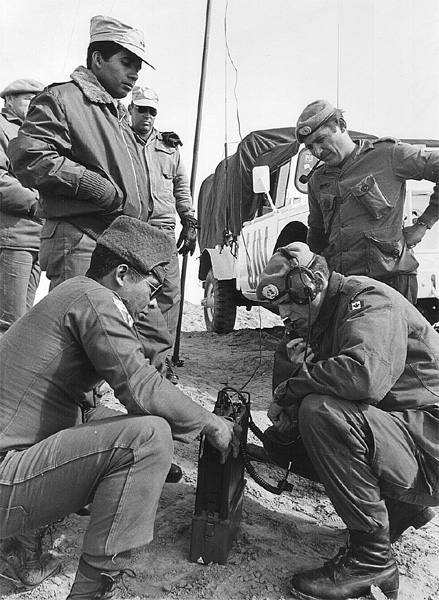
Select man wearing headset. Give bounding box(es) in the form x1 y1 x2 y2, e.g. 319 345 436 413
254 242 438 600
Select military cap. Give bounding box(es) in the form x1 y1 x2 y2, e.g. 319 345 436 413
131 86 159 109
0 78 44 99
89 15 154 69
295 99 337 143
256 242 315 302
96 216 173 282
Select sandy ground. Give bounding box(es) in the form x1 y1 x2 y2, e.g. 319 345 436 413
1 302 438 600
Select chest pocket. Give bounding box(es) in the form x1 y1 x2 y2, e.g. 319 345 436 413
351 175 393 220
319 193 336 232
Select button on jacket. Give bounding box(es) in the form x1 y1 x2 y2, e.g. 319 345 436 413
307 138 439 279
0 276 210 455
277 272 439 500
8 67 150 238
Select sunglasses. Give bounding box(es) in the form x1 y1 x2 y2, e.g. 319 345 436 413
147 279 163 300
135 106 157 117
129 267 163 299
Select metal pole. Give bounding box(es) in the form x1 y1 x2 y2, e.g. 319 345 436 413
172 0 212 365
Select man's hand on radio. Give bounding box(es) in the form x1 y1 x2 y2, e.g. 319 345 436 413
201 414 239 464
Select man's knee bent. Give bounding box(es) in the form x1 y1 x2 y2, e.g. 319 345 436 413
121 415 173 458
299 393 361 441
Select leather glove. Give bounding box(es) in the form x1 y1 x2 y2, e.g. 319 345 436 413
177 216 198 256
403 220 429 249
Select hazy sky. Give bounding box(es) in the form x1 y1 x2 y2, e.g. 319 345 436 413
2 0 439 302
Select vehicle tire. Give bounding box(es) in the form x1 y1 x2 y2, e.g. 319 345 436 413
203 269 237 333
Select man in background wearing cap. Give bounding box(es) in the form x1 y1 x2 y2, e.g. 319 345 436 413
254 242 438 600
0 216 237 599
129 85 198 384
0 78 44 335
295 99 439 305
8 16 174 374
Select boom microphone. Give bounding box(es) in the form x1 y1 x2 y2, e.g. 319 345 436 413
299 160 322 184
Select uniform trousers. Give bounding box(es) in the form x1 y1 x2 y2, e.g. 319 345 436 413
266 395 437 534
0 407 173 560
156 251 181 342
0 248 41 335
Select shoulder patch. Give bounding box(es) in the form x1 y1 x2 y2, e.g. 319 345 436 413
113 296 134 327
349 299 365 311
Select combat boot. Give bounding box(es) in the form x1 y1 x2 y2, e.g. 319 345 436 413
386 498 436 543
165 357 179 384
288 527 399 600
67 557 135 599
0 527 61 588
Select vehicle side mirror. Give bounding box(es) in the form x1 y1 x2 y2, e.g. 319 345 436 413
252 165 270 194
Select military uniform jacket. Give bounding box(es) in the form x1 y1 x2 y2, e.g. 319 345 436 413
307 138 439 279
0 109 41 250
0 277 210 454
278 272 439 498
139 129 194 229
8 67 150 239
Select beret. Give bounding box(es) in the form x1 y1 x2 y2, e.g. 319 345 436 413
0 78 44 99
97 216 174 283
90 15 154 69
296 99 337 143
256 242 315 302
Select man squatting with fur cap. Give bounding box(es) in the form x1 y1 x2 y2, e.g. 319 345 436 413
253 241 439 600
0 216 238 599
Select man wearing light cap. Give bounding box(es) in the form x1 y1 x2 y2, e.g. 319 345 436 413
0 216 237 599
8 16 174 378
0 78 44 335
252 242 439 600
295 99 439 305
129 85 198 383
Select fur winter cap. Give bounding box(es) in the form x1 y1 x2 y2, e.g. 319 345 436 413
97 216 173 282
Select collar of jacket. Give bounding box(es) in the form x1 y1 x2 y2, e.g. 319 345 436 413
0 106 22 126
70 66 130 123
131 127 158 147
319 138 375 176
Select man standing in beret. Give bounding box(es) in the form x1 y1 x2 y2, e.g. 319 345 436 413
295 99 439 305
0 78 44 335
129 86 198 384
270 99 439 390
8 15 174 373
0 216 238 599
254 242 438 600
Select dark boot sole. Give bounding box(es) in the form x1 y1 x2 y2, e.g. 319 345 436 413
391 506 436 543
289 583 398 600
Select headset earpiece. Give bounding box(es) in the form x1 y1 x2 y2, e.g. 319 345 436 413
285 266 318 304
276 246 318 304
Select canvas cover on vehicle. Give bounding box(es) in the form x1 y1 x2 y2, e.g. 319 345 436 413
197 127 439 253
198 128 299 252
